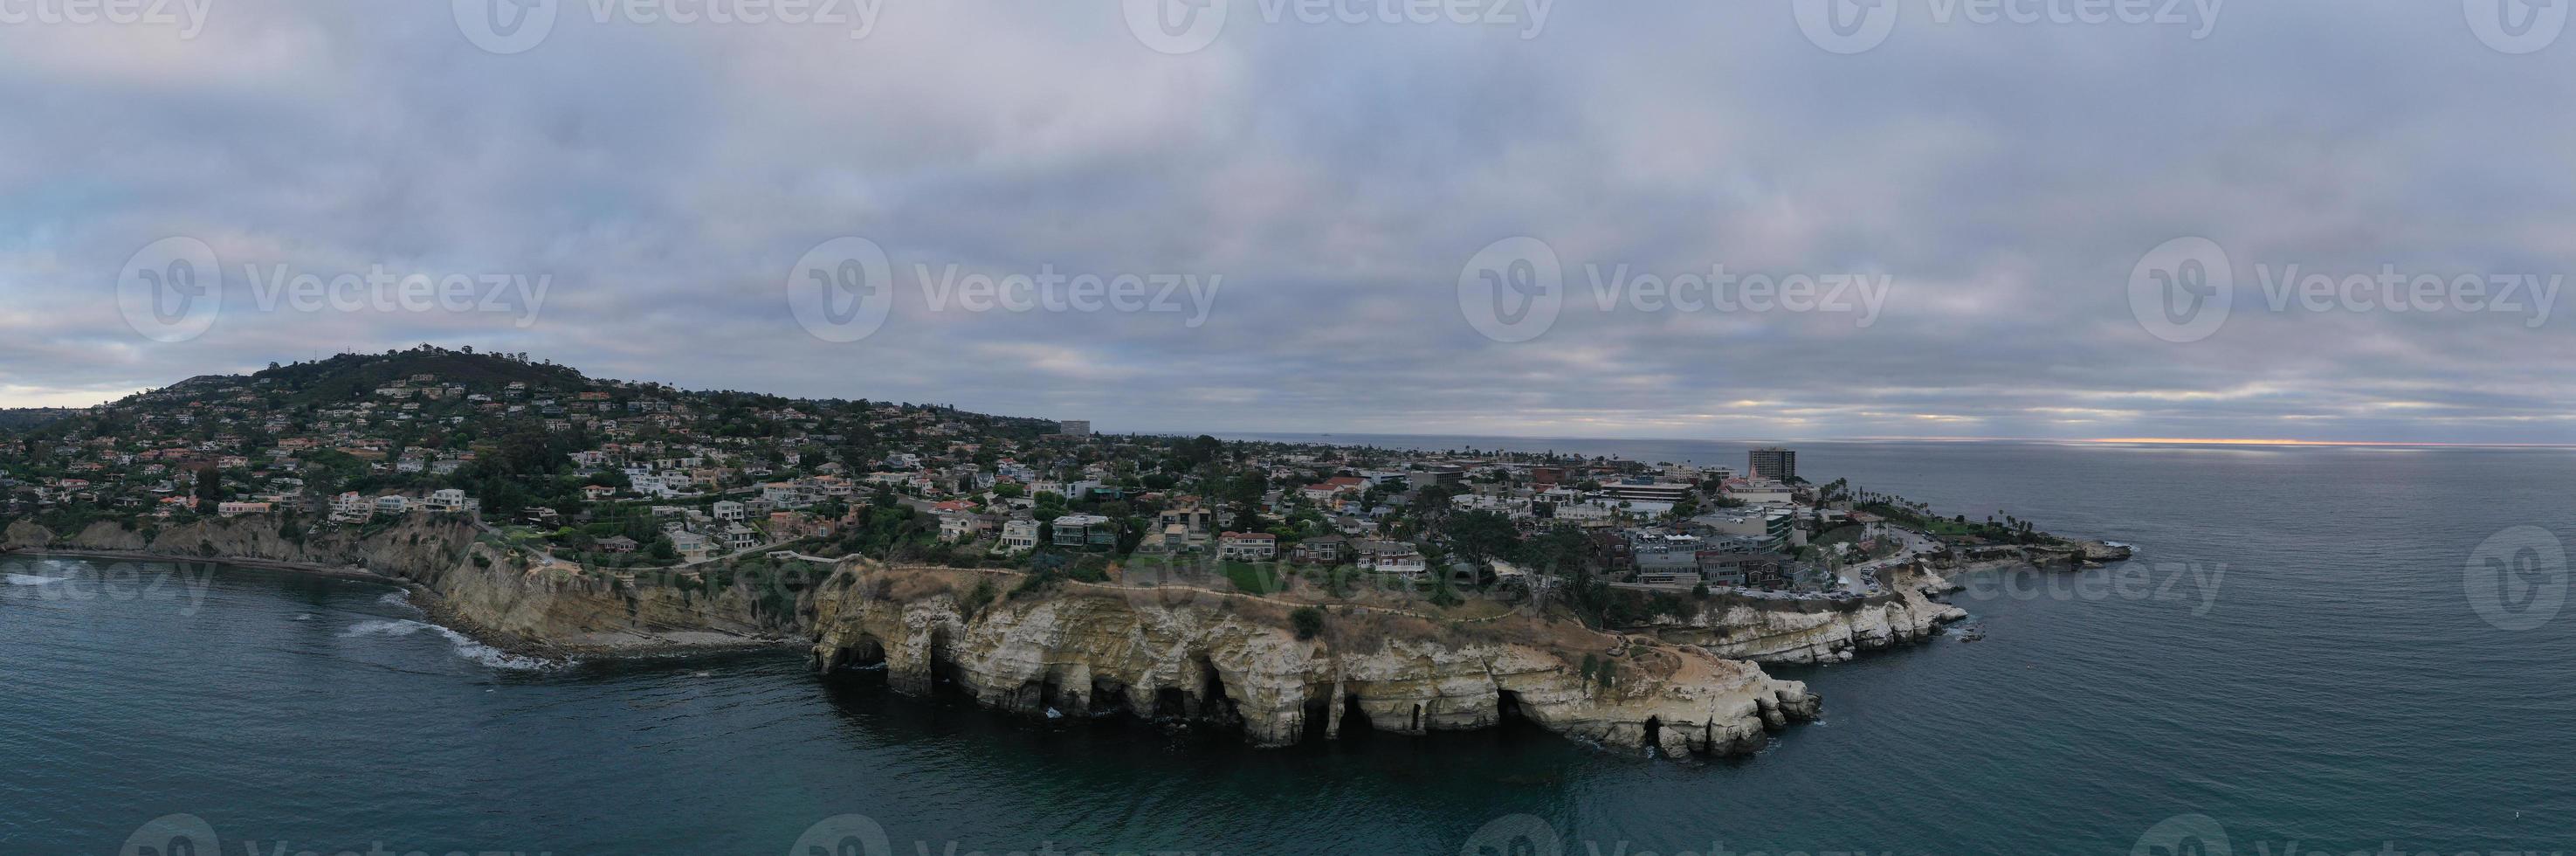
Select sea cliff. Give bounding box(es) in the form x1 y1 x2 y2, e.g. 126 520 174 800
3 518 2159 756
1632 564 1969 665
806 565 1817 756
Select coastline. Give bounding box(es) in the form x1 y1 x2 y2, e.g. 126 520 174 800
3 544 796 662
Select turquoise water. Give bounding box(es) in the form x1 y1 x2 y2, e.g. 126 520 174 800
6 440 2573 854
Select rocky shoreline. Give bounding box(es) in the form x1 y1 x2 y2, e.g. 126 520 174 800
2 514 2122 756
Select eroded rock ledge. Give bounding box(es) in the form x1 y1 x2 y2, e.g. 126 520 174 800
1638 564 1970 666
808 567 1819 756
8 515 1829 756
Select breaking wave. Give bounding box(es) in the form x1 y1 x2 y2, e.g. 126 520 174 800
341 618 567 671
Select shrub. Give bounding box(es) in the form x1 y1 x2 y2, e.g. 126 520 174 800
1290 606 1326 640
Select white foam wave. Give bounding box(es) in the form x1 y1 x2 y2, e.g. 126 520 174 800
377 590 416 610
341 618 568 671
6 573 65 585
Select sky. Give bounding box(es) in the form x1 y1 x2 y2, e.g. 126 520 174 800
3 0 2573 442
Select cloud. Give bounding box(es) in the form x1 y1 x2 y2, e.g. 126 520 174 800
2 1 2571 443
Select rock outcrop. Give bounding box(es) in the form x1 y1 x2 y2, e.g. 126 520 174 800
0 515 801 654
1635 564 1968 665
807 568 1819 756
8 516 1836 756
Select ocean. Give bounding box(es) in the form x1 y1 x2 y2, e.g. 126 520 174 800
5 439 2572 855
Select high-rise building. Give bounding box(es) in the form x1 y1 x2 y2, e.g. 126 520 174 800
1747 446 1797 482
1057 419 1091 438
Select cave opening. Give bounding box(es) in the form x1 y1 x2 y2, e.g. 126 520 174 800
1154 687 1188 720
1301 692 1333 744
1643 716 1663 755
1194 657 1243 728
1340 693 1373 733
1090 678 1130 718
1496 689 1527 723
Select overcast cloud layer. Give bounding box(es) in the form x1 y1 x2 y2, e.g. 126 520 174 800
3 1 2572 442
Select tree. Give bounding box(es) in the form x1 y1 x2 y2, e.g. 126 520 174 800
1290 606 1326 640
193 467 223 504
1443 509 1518 568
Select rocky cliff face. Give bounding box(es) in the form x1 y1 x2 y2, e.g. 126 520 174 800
9 516 1839 756
0 515 800 654
1636 564 1968 665
806 567 1819 756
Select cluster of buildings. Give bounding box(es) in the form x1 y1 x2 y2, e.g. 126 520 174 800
2 347 1877 600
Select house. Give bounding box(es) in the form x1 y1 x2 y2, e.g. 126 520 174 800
374 494 409 514
723 523 759 551
1217 531 1277 561
217 501 271 517
1158 506 1214 537
997 519 1040 554
331 491 372 522
712 500 746 522
1291 535 1348 564
1353 539 1427 578
668 529 711 561
1050 514 1116 549
597 535 638 554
